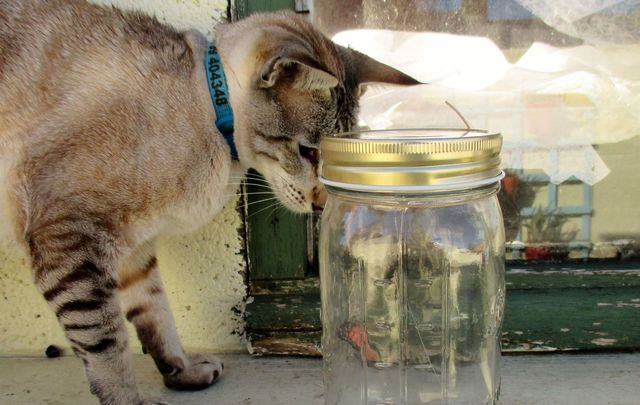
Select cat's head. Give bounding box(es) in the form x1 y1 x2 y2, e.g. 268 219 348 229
215 12 419 213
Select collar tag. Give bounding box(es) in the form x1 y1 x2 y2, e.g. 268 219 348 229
205 43 238 160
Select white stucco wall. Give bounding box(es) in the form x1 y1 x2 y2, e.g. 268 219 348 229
0 0 247 356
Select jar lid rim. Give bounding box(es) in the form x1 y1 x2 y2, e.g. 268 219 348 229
321 171 505 193
320 128 503 190
327 127 495 141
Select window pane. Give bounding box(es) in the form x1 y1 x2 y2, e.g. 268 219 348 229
312 0 640 261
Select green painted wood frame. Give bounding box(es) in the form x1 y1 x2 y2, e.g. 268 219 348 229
232 3 313 282
234 0 640 356
232 0 295 20
247 262 640 355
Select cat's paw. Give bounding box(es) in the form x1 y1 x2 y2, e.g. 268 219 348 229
163 353 224 391
140 398 172 405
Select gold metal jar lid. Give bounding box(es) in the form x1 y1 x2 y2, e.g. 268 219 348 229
320 129 503 193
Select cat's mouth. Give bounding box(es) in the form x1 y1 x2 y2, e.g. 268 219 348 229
271 182 326 214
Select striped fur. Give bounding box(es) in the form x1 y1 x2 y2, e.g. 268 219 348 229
0 1 417 403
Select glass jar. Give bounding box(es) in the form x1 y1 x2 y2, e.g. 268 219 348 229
319 129 506 405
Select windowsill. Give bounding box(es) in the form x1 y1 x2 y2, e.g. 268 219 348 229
1 353 638 404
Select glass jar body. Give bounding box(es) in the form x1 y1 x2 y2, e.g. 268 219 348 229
320 186 505 405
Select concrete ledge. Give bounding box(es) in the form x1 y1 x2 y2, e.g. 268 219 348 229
0 353 638 404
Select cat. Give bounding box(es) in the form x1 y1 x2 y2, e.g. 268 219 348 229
0 0 418 403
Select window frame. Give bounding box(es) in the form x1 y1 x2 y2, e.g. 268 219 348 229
235 0 640 356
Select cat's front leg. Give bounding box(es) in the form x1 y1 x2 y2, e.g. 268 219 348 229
27 217 146 405
118 242 224 391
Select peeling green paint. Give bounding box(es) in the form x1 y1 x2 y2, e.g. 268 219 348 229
247 264 640 355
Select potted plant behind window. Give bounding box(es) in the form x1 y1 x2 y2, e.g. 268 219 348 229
498 170 536 243
501 169 519 195
522 207 577 260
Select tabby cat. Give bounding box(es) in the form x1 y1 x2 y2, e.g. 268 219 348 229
0 0 418 403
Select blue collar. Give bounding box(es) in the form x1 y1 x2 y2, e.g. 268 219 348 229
205 43 238 160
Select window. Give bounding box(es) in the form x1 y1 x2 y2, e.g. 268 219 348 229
239 0 640 355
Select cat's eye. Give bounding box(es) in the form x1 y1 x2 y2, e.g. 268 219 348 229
299 143 319 165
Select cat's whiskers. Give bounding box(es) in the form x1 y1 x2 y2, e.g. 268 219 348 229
226 181 271 188
229 172 288 185
266 203 284 222
248 200 284 219
228 174 268 180
218 191 276 200
236 196 281 211
226 182 270 186
227 173 269 180
227 176 272 184
238 173 267 178
228 172 267 178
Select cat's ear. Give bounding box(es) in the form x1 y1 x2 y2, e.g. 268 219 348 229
345 48 421 87
259 48 339 90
